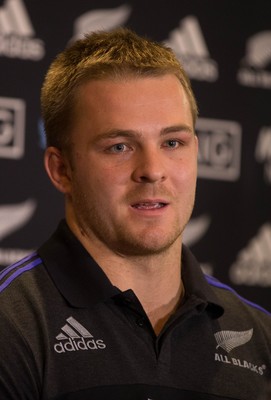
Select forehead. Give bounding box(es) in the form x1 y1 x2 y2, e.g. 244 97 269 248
78 74 191 112
72 75 193 137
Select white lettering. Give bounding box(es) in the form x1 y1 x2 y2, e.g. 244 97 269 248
77 338 88 350
96 339 106 349
214 353 231 364
215 353 266 376
54 337 107 353
238 68 271 89
64 338 76 352
54 342 65 354
0 34 44 60
180 56 218 81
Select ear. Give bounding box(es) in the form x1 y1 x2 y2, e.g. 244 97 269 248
44 147 72 194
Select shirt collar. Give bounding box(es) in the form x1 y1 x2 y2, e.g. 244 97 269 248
38 220 119 307
181 245 224 318
38 219 224 317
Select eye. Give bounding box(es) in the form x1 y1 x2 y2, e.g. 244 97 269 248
108 143 129 153
163 139 181 149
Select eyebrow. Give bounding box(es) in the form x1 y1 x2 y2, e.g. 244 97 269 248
162 125 194 135
95 125 194 141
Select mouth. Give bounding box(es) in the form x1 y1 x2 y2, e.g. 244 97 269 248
131 201 168 210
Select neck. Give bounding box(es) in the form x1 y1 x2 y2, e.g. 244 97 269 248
109 251 184 335
102 250 184 335
70 221 184 335
66 207 184 335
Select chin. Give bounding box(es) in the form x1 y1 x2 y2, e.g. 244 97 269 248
115 233 181 257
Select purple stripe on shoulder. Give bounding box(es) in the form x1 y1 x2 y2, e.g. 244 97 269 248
0 252 38 281
0 257 42 293
205 274 271 316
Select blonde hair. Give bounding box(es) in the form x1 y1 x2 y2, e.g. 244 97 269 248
41 28 198 149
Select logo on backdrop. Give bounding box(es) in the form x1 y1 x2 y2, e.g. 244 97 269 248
0 199 36 241
165 15 218 82
183 214 211 247
255 126 271 184
70 4 131 42
196 118 242 181
237 30 271 89
0 199 36 266
0 96 25 159
229 223 271 287
0 0 45 60
184 214 213 275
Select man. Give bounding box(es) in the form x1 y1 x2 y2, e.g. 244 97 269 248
0 28 270 400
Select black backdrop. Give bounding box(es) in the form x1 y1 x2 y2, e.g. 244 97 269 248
0 0 270 309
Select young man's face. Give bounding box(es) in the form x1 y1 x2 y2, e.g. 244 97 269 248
65 74 198 256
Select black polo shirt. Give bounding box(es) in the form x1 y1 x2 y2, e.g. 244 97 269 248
0 220 270 400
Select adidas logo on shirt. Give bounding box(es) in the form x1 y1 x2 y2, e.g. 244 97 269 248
54 316 106 353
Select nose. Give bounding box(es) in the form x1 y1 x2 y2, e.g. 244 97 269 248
131 147 166 183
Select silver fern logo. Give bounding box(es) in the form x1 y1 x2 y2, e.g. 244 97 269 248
0 199 36 241
71 4 132 43
214 329 253 353
214 328 266 375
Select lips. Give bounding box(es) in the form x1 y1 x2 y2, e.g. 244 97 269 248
131 201 168 210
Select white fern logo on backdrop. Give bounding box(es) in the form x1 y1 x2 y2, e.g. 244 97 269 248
71 4 132 42
183 214 211 247
0 199 37 266
237 30 271 89
0 199 36 241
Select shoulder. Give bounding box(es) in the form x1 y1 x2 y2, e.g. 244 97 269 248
0 251 65 355
206 274 271 331
0 252 43 294
0 252 54 319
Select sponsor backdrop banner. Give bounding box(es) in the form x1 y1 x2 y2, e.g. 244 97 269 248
0 0 270 309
